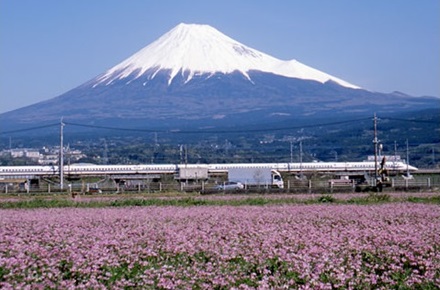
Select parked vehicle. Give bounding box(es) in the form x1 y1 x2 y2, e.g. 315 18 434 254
87 187 102 194
214 181 244 191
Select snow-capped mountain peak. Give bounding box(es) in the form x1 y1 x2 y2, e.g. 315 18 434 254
96 23 359 89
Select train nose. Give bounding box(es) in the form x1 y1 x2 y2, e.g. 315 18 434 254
408 164 418 171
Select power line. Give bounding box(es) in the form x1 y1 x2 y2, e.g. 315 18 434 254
174 119 372 134
382 117 438 124
63 122 159 132
0 115 436 136
0 123 59 135
65 117 372 134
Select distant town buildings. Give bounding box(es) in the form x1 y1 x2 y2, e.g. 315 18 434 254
1 146 86 165
9 148 40 159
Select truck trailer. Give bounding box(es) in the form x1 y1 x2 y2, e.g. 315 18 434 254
227 167 284 189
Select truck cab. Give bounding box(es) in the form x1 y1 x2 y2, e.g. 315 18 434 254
272 170 284 189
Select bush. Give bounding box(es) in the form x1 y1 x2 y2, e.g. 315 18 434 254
317 195 335 203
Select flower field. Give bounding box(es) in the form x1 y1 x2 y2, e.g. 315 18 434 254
1 203 439 289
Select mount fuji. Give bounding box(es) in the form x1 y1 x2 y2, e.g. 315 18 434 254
1 23 438 130
96 23 359 89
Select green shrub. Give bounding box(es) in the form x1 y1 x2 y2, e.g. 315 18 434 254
317 195 335 203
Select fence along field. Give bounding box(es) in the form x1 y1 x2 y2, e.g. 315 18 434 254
1 172 439 195
0 203 439 288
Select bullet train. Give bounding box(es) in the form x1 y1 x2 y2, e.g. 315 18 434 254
0 161 417 178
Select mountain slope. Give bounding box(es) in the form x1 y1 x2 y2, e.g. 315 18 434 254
1 23 438 130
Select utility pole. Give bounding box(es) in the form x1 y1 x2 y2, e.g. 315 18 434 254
66 144 71 167
394 141 398 173
406 139 410 177
290 139 293 163
59 118 65 190
373 114 379 186
103 139 108 165
179 145 184 164
299 141 303 176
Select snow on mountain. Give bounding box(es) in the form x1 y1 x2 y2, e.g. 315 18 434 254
96 23 360 89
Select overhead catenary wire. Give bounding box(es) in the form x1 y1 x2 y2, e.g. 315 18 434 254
382 117 438 124
3 118 371 135
0 123 59 135
0 116 436 135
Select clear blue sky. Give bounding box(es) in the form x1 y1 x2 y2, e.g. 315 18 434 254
1 0 439 114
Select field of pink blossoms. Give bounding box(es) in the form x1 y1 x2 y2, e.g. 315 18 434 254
1 203 439 289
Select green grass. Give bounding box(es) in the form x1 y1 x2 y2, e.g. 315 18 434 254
0 193 439 209
405 195 440 204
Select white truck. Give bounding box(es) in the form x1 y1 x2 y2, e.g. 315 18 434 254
228 168 284 189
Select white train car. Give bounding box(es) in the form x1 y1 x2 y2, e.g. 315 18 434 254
206 161 416 173
0 161 417 178
65 164 178 175
0 165 58 178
